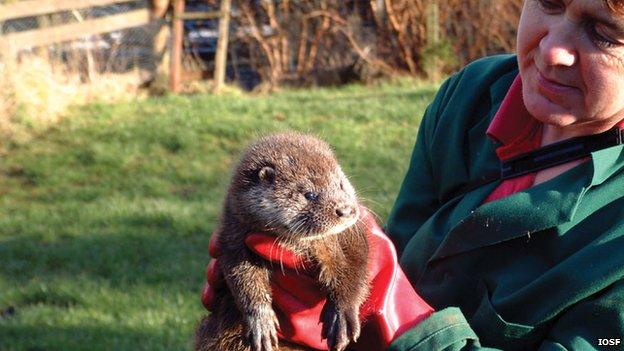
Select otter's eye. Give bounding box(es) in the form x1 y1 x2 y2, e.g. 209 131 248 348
339 181 345 191
258 166 276 184
304 191 319 201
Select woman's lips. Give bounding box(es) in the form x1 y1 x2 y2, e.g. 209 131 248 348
536 71 577 100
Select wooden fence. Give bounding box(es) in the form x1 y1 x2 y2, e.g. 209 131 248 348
1 0 232 93
0 0 155 52
169 0 230 92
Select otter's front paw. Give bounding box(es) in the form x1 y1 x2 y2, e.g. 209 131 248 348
321 300 361 351
245 306 280 351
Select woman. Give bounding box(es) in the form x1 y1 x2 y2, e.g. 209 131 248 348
202 0 624 349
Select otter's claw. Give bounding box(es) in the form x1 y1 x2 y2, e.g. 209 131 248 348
321 300 361 351
245 307 280 351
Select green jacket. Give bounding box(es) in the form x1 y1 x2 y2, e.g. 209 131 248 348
386 55 624 351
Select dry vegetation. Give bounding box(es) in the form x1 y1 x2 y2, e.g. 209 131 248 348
0 53 148 149
232 0 523 84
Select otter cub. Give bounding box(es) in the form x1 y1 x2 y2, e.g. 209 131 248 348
195 133 369 351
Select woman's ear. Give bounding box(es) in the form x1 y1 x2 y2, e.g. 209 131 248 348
258 166 276 184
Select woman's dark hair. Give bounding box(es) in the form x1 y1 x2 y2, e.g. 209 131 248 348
606 0 624 14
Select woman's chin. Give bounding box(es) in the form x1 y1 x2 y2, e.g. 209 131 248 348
524 92 579 127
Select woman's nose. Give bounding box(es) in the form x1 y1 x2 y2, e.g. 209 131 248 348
539 24 577 67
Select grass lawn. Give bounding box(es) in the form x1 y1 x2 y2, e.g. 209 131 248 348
0 80 438 350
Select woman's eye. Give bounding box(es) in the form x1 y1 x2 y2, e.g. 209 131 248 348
587 23 622 49
304 191 319 201
536 0 563 12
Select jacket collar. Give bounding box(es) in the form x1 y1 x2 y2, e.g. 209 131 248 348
429 162 594 262
486 75 533 147
429 75 624 262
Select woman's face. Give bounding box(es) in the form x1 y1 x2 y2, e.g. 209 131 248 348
517 0 624 136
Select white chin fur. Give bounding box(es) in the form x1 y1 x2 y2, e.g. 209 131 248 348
298 216 358 242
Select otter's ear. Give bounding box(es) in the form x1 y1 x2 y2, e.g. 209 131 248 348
258 166 276 184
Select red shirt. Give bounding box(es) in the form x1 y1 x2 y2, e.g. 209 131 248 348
483 75 624 203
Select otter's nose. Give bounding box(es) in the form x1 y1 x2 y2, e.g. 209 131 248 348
335 206 355 218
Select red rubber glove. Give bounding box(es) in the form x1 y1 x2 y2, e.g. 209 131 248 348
202 208 434 350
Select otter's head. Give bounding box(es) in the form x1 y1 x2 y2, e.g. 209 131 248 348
230 133 360 240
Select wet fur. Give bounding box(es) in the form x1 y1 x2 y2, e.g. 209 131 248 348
195 133 369 351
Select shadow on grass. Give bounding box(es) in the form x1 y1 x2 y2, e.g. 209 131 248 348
0 324 191 351
0 215 211 289
0 218 208 349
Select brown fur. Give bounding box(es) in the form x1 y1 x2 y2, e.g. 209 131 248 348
195 133 369 351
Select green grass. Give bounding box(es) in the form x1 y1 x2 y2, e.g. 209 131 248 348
0 79 438 351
